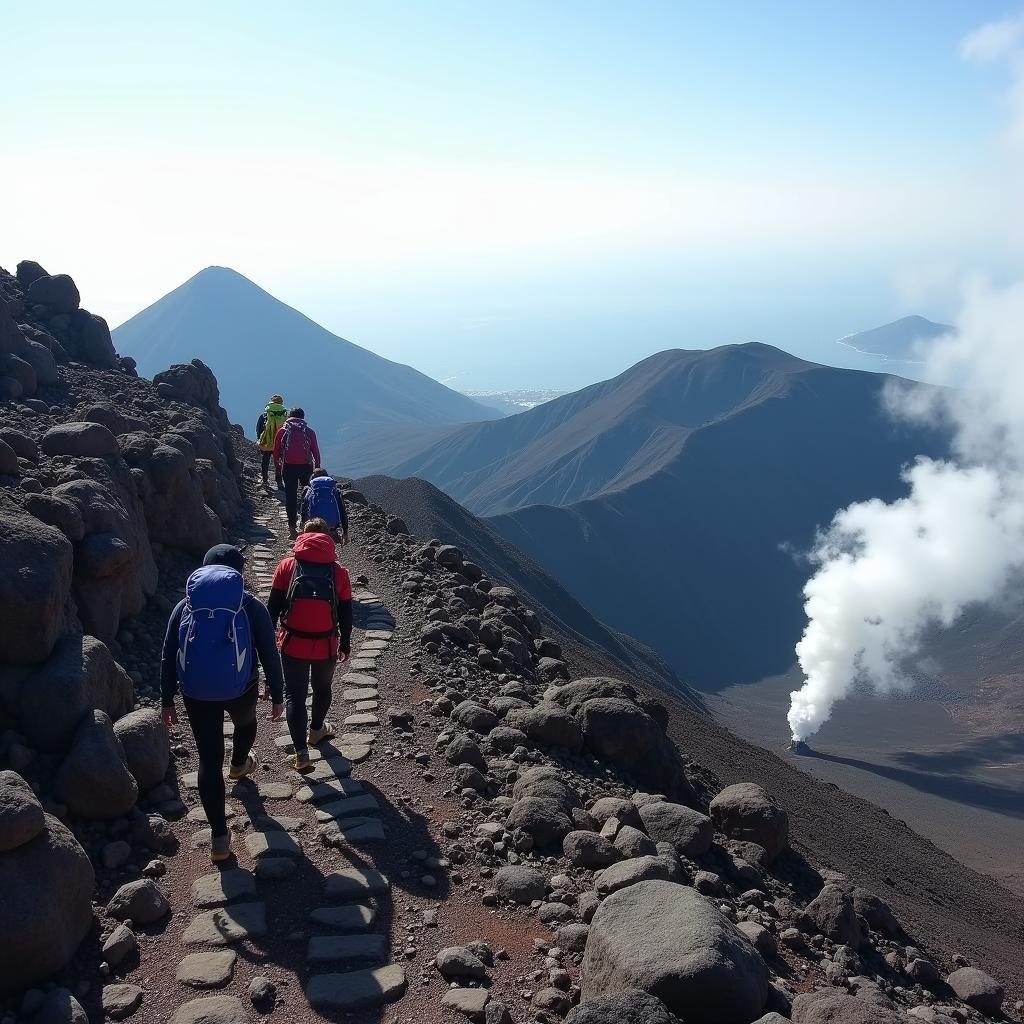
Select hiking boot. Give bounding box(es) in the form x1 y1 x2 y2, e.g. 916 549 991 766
288 526 298 540
210 833 232 863
227 754 255 780
291 751 313 773
308 721 335 745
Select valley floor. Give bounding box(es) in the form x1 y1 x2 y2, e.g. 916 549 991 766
712 671 1024 896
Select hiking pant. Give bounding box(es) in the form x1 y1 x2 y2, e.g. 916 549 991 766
182 684 258 839
283 463 313 528
261 451 282 487
283 654 336 756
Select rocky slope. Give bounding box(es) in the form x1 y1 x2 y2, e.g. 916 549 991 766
0 261 1019 1024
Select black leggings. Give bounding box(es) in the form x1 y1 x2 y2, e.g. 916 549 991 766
283 463 313 528
260 451 281 485
183 685 258 838
284 654 336 755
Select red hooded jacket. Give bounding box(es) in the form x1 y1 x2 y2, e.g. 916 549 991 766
267 532 352 660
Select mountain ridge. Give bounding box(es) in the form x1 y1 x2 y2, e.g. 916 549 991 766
113 266 502 466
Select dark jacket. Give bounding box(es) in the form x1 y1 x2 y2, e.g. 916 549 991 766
160 592 285 706
300 481 349 533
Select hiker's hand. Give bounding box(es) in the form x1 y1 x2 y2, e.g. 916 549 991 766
271 703 284 721
161 706 178 729
339 651 350 664
341 532 350 546
261 684 271 701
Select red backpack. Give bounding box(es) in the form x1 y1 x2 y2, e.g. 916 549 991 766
282 560 337 643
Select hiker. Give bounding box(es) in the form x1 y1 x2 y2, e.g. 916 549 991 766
273 406 321 539
160 544 284 863
255 394 287 490
266 518 353 772
299 468 349 545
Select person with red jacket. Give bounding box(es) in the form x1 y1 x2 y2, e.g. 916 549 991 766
273 407 322 539
266 521 352 771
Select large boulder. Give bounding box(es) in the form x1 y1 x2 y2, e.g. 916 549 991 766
494 864 547 904
710 783 788 862
637 801 713 858
114 708 170 791
564 830 621 868
53 710 139 819
550 680 683 795
850 889 900 938
0 770 45 852
582 880 768 1024
74 311 117 367
946 968 1004 1016
0 815 95 995
803 884 864 948
16 260 49 288
0 353 37 397
504 702 584 753
0 513 73 665
18 633 134 751
41 421 119 458
791 989 903 1024
594 855 680 896
566 990 679 1024
26 273 81 313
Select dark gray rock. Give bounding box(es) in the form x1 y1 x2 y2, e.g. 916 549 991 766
494 864 546 904
26 273 80 313
582 879 768 1024
594 855 679 896
452 700 499 734
0 816 94 995
0 770 45 851
106 877 170 924
113 708 169 790
637 801 713 857
40 421 119 457
505 702 584 753
851 888 900 938
435 945 488 980
566 990 678 1024
30 988 89 1024
791 989 903 1024
803 884 864 948
564 830 621 868
613 825 657 859
946 967 1004 1016
589 797 643 829
0 513 73 665
709 783 788 862
54 710 138 819
446 732 486 770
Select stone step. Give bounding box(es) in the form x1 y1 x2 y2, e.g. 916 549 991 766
250 782 293 800
343 713 379 728
354 700 379 711
251 814 304 833
186 805 236 825
307 934 386 964
306 965 406 1012
244 831 301 858
343 687 379 702
308 904 375 930
323 867 390 900
191 869 256 908
340 672 378 687
320 820 387 846
175 950 237 989
306 756 354 781
363 630 393 640
359 640 389 651
182 903 267 947
347 659 378 672
171 995 248 1024
295 778 365 804
314 794 381 822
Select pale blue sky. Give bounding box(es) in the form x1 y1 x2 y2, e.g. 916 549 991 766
3 1 1021 388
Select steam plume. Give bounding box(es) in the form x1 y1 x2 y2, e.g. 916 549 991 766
788 18 1024 742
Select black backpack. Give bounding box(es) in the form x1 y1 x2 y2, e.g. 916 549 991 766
282 560 338 640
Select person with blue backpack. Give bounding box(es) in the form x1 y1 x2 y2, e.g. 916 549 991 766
160 544 285 863
299 469 349 544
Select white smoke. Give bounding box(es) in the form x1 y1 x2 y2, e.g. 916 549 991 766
788 16 1024 742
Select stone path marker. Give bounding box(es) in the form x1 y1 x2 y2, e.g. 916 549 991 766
243 830 301 858
314 793 381 820
309 904 376 930
175 951 238 988
170 994 248 1024
182 903 268 946
307 933 387 964
295 778 366 804
306 964 407 1012
190 869 256 908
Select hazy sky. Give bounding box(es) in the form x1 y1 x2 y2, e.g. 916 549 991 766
3 1 1021 389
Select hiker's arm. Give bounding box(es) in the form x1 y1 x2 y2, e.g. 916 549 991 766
248 600 284 704
336 486 349 535
310 430 321 469
338 599 353 656
299 488 310 522
160 601 185 708
336 567 353 655
256 413 265 439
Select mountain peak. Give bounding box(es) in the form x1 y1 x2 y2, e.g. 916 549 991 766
839 315 952 361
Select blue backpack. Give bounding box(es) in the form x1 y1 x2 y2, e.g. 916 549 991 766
176 565 253 700
306 476 341 526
